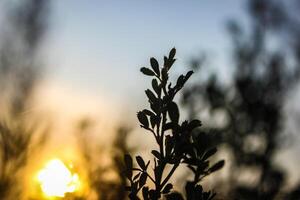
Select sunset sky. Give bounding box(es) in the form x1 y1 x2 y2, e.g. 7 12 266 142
39 1 300 185
2 1 300 199
44 0 246 106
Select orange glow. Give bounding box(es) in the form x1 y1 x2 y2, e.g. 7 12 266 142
37 159 81 197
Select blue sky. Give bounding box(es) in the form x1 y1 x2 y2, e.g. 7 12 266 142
44 0 247 106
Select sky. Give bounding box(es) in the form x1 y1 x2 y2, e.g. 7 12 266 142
38 1 300 186
1 0 300 194
34 0 251 165
44 0 247 108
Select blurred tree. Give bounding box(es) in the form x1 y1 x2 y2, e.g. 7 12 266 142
76 118 132 200
112 126 133 200
0 0 49 199
181 0 300 199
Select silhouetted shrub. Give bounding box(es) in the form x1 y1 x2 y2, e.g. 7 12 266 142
124 48 224 200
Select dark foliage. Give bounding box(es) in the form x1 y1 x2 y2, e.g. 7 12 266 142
181 0 300 199
125 48 224 200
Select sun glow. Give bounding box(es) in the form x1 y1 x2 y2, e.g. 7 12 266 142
37 159 81 197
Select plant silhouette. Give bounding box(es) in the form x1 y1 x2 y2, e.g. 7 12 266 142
181 0 300 199
124 48 224 200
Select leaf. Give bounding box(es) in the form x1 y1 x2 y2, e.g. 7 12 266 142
150 115 157 128
168 59 176 70
151 150 161 159
139 172 147 187
154 167 160 183
202 147 217 161
176 75 184 88
199 161 209 172
164 122 180 132
150 102 159 114
152 79 161 96
164 56 169 68
124 154 133 170
165 135 173 156
169 48 176 59
150 57 160 76
142 187 149 200
137 111 149 128
145 89 157 104
142 109 155 117
141 67 155 76
163 122 174 131
184 71 193 83
188 120 202 131
124 154 133 179
133 173 141 181
209 160 225 173
162 183 173 194
136 156 146 170
161 68 168 82
168 102 179 123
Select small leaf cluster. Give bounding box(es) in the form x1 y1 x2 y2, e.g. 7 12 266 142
124 48 224 200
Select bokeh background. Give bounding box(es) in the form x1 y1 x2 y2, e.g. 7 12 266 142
1 0 300 199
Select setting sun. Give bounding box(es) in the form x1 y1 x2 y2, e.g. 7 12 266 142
37 159 81 197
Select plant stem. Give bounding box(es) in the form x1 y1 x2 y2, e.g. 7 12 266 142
161 163 179 188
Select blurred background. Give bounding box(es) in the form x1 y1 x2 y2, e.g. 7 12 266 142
1 0 300 199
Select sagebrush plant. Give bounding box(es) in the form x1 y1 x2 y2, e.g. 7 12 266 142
124 48 224 200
